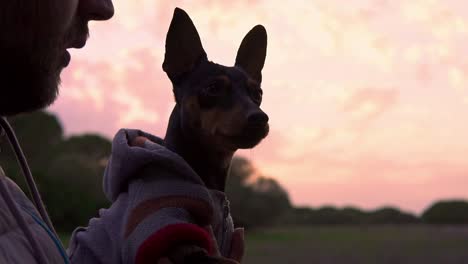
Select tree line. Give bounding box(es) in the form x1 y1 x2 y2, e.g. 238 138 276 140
1 111 467 233
227 156 468 227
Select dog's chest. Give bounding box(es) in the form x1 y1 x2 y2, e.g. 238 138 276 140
209 190 234 257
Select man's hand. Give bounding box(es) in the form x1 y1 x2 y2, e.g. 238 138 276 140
129 135 149 147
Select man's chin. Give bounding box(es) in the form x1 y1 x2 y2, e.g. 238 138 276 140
0 71 60 116
0 88 59 116
0 48 63 116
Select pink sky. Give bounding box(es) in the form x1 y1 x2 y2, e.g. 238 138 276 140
50 0 468 214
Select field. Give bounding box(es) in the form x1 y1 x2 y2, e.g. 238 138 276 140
60 225 468 263
244 225 468 264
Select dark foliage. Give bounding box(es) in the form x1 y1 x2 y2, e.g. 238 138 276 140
367 207 420 224
422 200 468 225
0 111 111 232
283 206 419 226
226 156 292 228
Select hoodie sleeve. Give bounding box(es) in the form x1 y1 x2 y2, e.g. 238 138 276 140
123 173 215 264
103 129 215 264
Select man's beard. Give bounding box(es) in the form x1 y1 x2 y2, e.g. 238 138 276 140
0 44 62 116
0 15 89 116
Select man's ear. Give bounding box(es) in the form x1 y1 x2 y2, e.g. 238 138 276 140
235 25 267 83
163 8 207 83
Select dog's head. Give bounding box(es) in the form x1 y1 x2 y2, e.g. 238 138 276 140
163 8 269 152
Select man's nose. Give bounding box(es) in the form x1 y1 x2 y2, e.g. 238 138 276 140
79 0 114 21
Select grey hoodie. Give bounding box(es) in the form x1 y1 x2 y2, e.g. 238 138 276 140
68 129 238 264
0 173 65 263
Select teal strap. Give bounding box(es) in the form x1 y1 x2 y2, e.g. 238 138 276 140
19 205 70 264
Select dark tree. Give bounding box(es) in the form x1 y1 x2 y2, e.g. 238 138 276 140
226 156 291 228
422 200 468 225
0 111 111 232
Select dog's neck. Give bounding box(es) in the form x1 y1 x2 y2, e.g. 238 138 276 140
164 106 234 192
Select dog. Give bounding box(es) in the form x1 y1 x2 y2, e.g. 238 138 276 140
161 8 269 192
156 7 269 263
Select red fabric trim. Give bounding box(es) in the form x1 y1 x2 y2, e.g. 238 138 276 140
125 196 213 238
135 223 213 264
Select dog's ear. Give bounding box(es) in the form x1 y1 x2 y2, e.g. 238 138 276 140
235 25 267 83
163 8 207 83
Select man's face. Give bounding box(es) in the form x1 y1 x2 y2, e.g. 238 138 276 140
0 0 114 116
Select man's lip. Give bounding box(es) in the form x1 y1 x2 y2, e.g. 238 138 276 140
61 50 71 68
71 40 86 49
66 36 88 49
68 41 86 49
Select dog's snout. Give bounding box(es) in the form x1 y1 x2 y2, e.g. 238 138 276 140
247 111 269 125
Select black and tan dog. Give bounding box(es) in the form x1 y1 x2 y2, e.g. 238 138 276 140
134 7 269 263
162 8 269 192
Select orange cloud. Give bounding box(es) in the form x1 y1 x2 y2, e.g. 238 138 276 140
341 88 398 125
51 47 174 136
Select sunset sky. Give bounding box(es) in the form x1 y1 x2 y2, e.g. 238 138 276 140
50 0 468 214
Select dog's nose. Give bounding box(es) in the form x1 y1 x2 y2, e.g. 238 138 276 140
247 111 269 125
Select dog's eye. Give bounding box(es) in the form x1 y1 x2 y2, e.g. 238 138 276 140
251 89 263 105
204 82 224 97
199 82 226 108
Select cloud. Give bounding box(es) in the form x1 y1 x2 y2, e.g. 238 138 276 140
340 88 398 125
253 141 468 214
50 47 174 137
286 165 468 214
110 0 265 42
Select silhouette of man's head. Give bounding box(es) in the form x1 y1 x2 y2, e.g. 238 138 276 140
0 0 114 116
